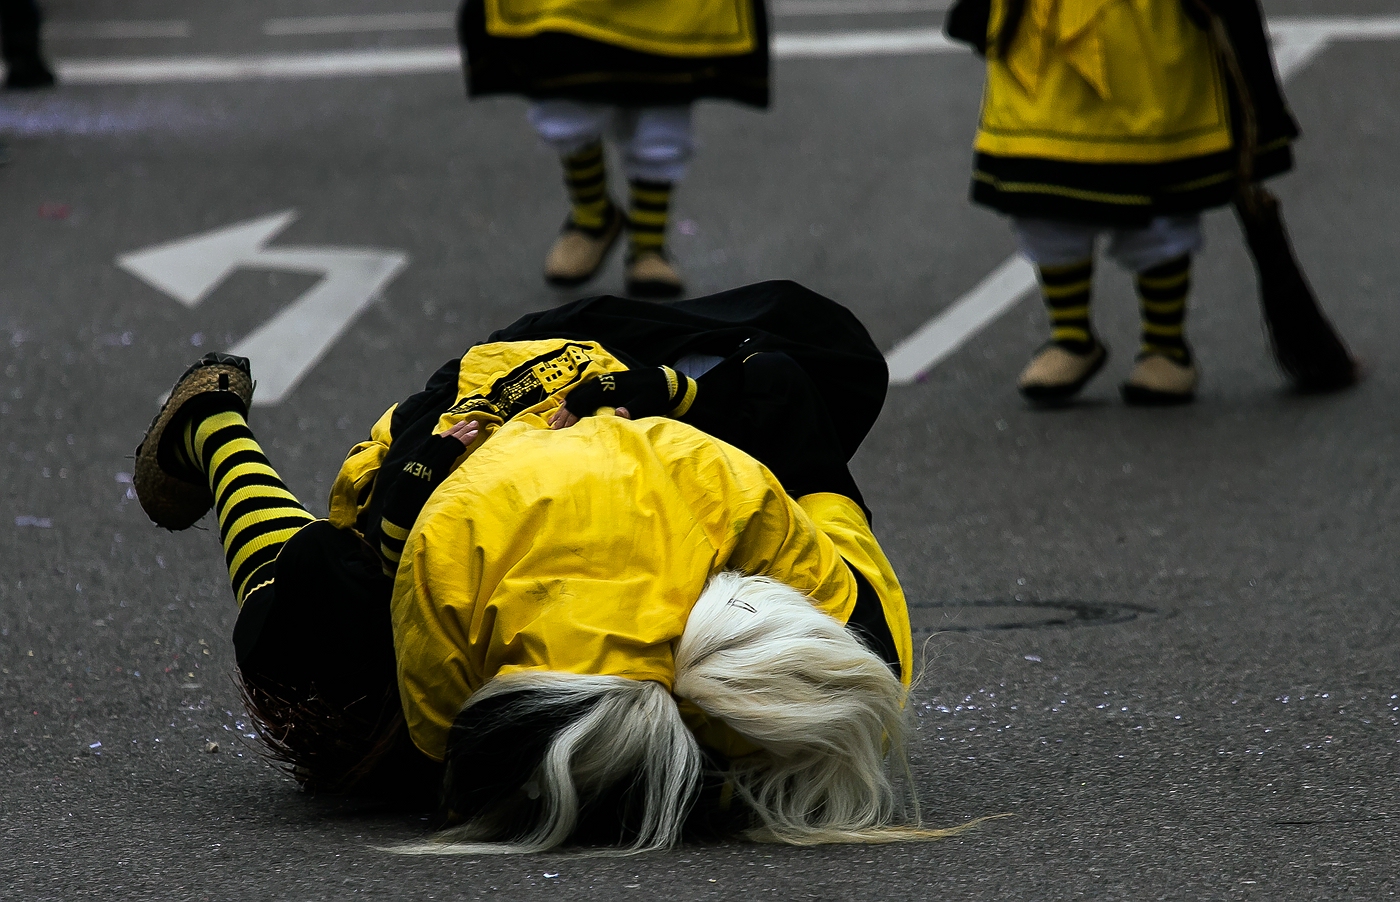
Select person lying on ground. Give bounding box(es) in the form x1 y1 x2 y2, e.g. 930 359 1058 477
133 282 949 852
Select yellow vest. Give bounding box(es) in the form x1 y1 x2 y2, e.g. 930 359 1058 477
391 413 913 761
976 0 1232 165
484 0 758 58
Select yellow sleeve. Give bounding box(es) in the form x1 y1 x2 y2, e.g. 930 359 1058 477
705 457 862 629
797 493 914 686
327 403 397 531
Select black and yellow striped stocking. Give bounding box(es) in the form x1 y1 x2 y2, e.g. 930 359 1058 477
561 141 614 234
178 409 315 607
1037 258 1096 354
1135 254 1192 361
627 178 673 258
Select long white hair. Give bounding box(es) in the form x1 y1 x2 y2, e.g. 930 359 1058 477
396 572 954 855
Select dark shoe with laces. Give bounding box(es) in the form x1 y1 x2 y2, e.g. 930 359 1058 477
134 353 255 530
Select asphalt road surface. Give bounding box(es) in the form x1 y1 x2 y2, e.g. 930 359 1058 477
2 1 1398 899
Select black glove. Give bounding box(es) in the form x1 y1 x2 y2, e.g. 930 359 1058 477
561 366 697 420
372 434 469 573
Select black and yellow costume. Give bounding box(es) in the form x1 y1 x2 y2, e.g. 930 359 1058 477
458 0 771 108
948 0 1299 223
186 282 902 800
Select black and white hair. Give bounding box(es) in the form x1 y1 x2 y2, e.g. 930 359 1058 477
395 571 948 855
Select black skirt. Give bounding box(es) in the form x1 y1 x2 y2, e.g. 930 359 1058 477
457 0 770 108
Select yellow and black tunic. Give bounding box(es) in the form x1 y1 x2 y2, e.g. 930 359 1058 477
952 0 1299 224
457 0 771 107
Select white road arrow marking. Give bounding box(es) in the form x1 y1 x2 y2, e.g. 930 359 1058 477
118 211 407 406
886 17 1400 385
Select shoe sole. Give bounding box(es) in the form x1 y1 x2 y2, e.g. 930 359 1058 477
543 210 623 287
1018 346 1108 405
1120 383 1195 406
134 354 254 530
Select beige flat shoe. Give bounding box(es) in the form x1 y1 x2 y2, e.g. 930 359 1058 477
543 206 622 286
134 353 255 530
625 250 684 299
1121 353 1198 405
1017 342 1108 403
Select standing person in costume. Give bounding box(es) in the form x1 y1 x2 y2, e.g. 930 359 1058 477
133 282 951 851
457 0 770 298
946 0 1299 404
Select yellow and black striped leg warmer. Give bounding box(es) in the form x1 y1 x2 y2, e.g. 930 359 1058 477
179 410 315 608
562 141 614 235
1038 259 1096 354
628 178 672 259
1136 254 1192 362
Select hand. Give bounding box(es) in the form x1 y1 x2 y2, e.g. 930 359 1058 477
440 419 479 448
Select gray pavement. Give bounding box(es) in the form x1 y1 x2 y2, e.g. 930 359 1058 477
2 1 1398 899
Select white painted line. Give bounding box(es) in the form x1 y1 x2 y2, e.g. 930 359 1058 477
119 211 409 406
1271 15 1400 42
46 20 190 40
58 47 461 85
886 257 1037 384
775 28 954 58
258 1 947 34
264 13 454 36
775 0 951 16
45 17 1400 86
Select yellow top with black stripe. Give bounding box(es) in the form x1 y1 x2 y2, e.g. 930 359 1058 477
484 0 757 58
976 0 1232 165
391 413 913 761
327 338 632 540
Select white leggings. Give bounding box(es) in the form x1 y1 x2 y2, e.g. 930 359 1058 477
527 101 695 183
1013 215 1204 273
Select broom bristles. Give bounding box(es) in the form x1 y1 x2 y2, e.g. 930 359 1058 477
1234 186 1359 393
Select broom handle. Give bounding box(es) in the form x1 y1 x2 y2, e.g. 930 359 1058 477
1185 0 1262 209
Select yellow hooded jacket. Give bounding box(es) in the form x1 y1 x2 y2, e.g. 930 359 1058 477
390 412 913 762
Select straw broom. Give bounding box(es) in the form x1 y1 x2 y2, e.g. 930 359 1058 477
1197 3 1359 392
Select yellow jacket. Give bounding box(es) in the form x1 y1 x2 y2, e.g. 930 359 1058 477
390 412 913 761
976 0 1232 165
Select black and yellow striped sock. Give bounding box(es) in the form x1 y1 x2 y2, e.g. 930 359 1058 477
628 178 672 259
1037 259 1096 354
179 410 315 607
1135 254 1192 362
562 141 614 235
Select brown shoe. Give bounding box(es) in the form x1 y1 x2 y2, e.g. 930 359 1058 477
625 250 684 299
1017 342 1108 403
543 206 623 286
134 353 255 530
1121 353 1198 405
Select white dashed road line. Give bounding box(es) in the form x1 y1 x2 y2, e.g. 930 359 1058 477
263 13 455 36
46 20 191 40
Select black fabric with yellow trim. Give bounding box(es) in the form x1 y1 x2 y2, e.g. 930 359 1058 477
972 141 1292 226
457 0 770 107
